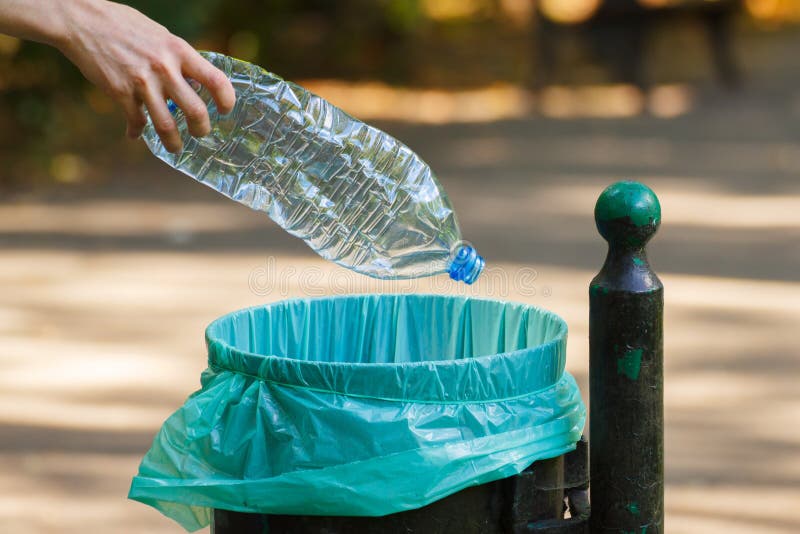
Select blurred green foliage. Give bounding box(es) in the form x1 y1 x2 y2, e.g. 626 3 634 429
0 0 779 191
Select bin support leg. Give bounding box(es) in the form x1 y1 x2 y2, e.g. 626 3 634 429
589 181 664 533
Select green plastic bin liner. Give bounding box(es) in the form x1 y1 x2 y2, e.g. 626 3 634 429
129 294 585 531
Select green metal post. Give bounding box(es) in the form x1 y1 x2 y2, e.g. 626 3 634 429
589 181 664 533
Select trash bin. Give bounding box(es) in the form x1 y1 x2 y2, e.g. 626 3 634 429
129 294 586 532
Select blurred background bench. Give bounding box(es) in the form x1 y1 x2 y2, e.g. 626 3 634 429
533 0 742 88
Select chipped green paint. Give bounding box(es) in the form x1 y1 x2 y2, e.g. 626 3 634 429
633 257 646 266
617 348 643 380
591 284 610 296
595 181 661 228
626 501 641 516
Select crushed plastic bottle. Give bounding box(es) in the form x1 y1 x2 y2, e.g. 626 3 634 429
142 52 484 284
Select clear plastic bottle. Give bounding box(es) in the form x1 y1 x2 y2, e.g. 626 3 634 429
142 52 484 284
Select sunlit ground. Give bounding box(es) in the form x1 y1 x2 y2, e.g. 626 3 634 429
2 77 800 534
302 80 695 122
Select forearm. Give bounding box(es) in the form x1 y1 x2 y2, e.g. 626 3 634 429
0 0 84 47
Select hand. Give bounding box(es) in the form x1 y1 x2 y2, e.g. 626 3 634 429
55 0 236 153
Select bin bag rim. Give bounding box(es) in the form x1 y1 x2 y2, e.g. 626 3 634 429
204 293 569 403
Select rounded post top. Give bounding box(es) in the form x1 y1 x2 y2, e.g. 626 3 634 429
595 181 661 247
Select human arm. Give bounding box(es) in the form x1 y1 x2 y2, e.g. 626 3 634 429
0 0 235 153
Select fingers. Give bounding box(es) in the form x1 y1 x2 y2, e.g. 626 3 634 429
182 50 236 115
141 83 183 153
163 73 211 137
114 38 234 151
120 98 147 139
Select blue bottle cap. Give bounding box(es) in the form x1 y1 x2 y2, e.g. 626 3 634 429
447 244 485 285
